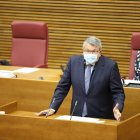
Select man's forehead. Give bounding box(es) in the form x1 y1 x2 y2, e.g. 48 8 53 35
84 44 98 50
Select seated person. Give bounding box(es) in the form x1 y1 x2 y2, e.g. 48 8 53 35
134 51 140 80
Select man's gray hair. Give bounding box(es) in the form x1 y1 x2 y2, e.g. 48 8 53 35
83 36 102 49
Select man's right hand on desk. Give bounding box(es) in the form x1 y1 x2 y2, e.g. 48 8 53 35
36 108 55 117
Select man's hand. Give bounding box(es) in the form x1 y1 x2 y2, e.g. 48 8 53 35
113 103 121 121
36 108 55 117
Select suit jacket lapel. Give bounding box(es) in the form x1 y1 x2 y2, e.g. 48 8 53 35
87 56 105 95
78 56 85 93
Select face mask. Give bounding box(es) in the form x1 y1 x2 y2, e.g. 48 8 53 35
84 53 98 64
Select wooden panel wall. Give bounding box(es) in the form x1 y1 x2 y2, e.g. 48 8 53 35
0 0 140 77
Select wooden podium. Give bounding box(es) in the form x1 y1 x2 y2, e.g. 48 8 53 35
0 67 140 140
0 100 139 140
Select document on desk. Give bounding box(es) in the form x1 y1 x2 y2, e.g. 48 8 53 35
55 115 105 123
0 70 16 78
124 79 140 84
12 68 40 73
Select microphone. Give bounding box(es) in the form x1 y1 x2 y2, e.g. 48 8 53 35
121 76 126 86
60 65 65 72
70 101 78 120
60 65 65 78
38 76 44 80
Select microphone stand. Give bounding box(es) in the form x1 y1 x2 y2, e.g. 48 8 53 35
70 101 78 120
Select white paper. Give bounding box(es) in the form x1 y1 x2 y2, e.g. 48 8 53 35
0 111 5 115
124 79 140 85
0 70 16 78
12 68 39 74
55 115 105 123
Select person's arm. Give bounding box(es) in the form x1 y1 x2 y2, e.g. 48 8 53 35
37 58 72 117
110 63 125 121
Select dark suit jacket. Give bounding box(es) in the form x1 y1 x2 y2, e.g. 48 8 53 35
51 55 125 119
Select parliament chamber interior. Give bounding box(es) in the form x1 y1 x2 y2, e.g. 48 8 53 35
0 0 140 140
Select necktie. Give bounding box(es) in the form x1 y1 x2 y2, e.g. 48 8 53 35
85 65 92 93
82 65 92 117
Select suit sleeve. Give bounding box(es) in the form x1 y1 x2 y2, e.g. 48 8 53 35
110 63 125 112
50 58 72 112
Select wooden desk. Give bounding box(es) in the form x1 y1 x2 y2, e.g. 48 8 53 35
122 87 140 120
0 65 62 81
0 76 140 139
0 77 140 119
0 78 71 114
0 101 139 140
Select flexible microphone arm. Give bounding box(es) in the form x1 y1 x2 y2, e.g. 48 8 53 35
70 101 78 120
60 65 65 72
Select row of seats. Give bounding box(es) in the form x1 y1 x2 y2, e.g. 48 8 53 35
0 21 140 80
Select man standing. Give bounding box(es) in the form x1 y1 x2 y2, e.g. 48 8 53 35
37 36 125 121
